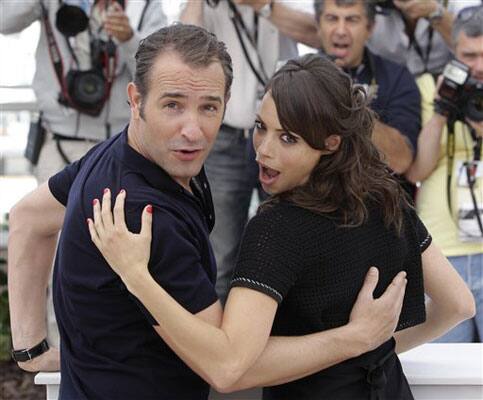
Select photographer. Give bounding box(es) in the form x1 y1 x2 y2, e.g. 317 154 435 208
406 5 482 342
368 0 481 76
0 0 166 347
0 0 166 183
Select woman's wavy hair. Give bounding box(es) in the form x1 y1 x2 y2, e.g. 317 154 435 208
260 54 410 233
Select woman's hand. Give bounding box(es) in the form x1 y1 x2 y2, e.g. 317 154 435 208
87 189 153 286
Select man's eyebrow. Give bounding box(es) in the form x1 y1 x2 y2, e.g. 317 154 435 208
160 92 187 100
201 95 223 104
159 93 222 104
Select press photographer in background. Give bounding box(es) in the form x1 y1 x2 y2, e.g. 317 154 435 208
406 5 483 343
368 0 481 77
0 0 166 350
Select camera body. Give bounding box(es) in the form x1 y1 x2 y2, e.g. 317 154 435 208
437 59 483 122
58 38 115 117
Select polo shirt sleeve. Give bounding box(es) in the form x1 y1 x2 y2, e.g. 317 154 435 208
126 207 218 325
48 158 84 206
380 64 422 155
230 206 307 304
48 142 103 206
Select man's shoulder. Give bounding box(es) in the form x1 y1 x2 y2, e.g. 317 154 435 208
371 51 411 77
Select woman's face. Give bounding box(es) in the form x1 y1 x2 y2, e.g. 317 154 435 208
253 93 324 195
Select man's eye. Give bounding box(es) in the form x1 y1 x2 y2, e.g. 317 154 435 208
281 132 298 144
204 104 218 113
165 102 179 109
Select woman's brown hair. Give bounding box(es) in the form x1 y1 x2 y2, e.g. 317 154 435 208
260 54 411 233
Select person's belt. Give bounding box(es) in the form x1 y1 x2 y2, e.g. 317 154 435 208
365 339 397 400
52 133 99 143
221 124 251 139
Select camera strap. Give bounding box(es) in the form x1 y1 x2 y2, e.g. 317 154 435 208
411 27 433 75
446 121 483 237
40 1 72 105
40 1 117 116
227 0 269 86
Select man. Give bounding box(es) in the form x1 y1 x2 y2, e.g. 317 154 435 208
9 24 406 399
367 0 481 77
180 0 319 303
406 5 483 342
0 0 166 345
315 0 421 195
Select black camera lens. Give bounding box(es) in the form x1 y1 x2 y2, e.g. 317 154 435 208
56 4 89 37
74 72 106 104
465 86 483 122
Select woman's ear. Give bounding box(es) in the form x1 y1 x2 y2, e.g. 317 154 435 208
324 134 342 152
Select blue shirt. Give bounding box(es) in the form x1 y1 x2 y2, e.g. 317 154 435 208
49 128 218 400
347 49 421 154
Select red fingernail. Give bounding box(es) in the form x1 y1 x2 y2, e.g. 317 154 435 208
93 199 98 205
146 205 153 214
120 189 125 194
104 188 109 194
86 218 90 224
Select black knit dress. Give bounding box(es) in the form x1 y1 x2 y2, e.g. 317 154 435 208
231 201 430 400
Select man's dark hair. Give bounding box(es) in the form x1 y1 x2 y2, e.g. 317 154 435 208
134 24 233 103
452 6 483 46
314 0 376 25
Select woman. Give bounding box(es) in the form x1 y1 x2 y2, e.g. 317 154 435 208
88 55 475 399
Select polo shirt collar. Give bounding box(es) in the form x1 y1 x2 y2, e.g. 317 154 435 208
112 126 209 198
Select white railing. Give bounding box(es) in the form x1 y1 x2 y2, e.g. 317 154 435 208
34 343 483 400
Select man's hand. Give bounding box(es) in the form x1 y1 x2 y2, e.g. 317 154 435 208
348 267 407 354
394 0 439 20
466 118 483 138
233 0 271 13
17 347 60 372
104 1 133 43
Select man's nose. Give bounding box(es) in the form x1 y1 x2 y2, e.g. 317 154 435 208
181 116 203 141
334 20 348 36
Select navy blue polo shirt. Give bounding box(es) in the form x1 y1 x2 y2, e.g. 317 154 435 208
348 48 421 154
48 128 218 400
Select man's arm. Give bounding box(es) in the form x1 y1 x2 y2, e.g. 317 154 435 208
373 121 414 174
405 112 446 183
393 0 454 47
180 0 205 26
8 182 65 371
106 1 167 76
0 0 40 34
235 0 320 48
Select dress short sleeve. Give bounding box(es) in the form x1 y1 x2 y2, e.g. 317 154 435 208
230 205 307 304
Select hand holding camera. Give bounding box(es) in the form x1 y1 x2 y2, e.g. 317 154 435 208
104 1 133 43
434 59 483 124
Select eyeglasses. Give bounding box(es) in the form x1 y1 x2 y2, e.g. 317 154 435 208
456 5 483 22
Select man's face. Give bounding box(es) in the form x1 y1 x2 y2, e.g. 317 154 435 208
317 0 373 68
128 51 226 190
455 31 483 82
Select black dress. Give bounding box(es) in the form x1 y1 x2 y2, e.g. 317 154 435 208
231 201 430 400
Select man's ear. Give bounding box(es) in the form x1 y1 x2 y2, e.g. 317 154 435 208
324 134 342 152
127 82 142 119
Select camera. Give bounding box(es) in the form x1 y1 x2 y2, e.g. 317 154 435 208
436 59 483 122
58 38 116 117
56 0 125 37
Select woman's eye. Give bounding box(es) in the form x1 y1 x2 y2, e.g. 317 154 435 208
281 132 298 144
254 120 265 130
